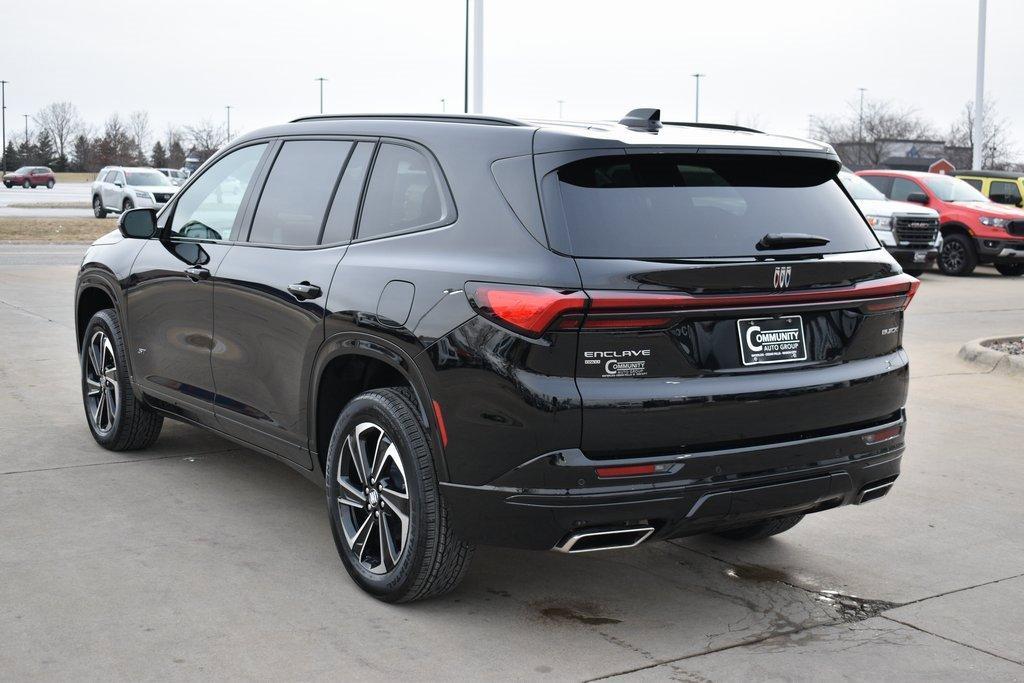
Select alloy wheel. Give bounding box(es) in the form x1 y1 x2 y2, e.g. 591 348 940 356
335 422 410 574
941 240 965 272
84 330 120 436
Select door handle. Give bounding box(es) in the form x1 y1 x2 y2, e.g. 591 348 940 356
185 266 210 281
288 282 322 300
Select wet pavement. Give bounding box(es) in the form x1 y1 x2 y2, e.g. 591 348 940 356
1 245 1022 680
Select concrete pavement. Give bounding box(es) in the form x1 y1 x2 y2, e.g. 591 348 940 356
1 245 1022 681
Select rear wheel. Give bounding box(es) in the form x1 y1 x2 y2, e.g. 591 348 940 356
3 182 11 188
995 263 1024 277
93 196 107 218
714 514 804 541
325 388 473 602
46 179 55 189
81 309 162 450
938 233 978 276
23 179 31 189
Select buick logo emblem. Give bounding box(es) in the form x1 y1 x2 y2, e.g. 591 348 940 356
773 266 792 289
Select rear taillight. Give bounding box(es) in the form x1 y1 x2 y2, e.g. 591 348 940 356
466 273 921 337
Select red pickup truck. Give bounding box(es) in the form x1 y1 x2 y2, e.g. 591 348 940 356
3 166 56 189
858 169 1024 276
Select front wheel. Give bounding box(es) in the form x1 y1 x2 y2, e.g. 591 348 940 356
81 309 163 450
938 233 978 276
46 179 55 189
93 196 107 218
3 182 11 188
325 388 473 602
714 514 804 541
23 180 31 189
122 198 134 213
995 263 1024 277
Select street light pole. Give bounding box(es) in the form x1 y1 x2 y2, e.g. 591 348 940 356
23 113 28 143
225 106 231 140
857 87 867 142
557 100 564 119
315 77 328 114
692 73 705 122
0 80 7 172
973 0 987 170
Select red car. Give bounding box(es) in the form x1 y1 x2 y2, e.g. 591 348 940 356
2 166 56 189
858 170 1024 276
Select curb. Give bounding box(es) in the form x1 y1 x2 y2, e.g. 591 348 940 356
958 336 1024 378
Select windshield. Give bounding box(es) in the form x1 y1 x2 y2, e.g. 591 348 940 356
923 175 990 202
542 154 879 259
13 166 31 174
839 171 886 201
126 171 172 187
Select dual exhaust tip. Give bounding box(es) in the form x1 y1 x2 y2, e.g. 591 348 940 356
554 526 655 554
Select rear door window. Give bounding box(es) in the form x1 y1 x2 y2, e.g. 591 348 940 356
357 143 452 240
249 140 353 246
862 175 893 196
990 180 1022 205
541 154 878 258
321 142 374 244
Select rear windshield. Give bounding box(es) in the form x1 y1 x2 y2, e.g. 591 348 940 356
542 154 879 258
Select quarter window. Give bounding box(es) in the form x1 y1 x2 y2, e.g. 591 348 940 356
169 143 267 241
889 178 923 202
248 141 353 246
357 143 450 240
961 177 983 191
321 142 374 244
990 181 1022 206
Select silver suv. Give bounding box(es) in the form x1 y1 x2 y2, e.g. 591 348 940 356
91 167 179 218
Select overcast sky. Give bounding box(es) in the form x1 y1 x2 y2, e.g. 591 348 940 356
6 0 1022 155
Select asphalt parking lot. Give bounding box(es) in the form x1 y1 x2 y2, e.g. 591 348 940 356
0 183 92 217
1 244 1022 681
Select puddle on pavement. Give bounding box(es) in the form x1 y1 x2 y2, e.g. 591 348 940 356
540 607 622 625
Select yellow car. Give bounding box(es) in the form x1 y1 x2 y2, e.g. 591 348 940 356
954 170 1024 208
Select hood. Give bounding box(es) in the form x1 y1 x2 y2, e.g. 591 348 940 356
853 198 939 218
133 185 179 194
951 201 1024 218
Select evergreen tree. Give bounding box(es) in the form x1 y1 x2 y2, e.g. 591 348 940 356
18 138 38 166
151 140 168 168
168 139 186 168
36 130 57 166
71 134 94 172
3 141 19 171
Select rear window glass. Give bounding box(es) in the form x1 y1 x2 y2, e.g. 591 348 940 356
542 154 879 258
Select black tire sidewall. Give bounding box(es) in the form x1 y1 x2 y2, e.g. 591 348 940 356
81 310 127 446
939 234 977 276
995 263 1024 276
325 390 433 601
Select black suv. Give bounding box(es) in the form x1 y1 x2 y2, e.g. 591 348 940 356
75 110 916 602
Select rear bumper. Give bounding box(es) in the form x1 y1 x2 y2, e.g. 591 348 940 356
442 413 906 550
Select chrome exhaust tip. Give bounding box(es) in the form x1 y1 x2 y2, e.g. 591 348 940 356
554 526 655 554
857 481 894 504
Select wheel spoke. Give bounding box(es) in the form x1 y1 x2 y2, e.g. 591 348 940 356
379 515 399 571
86 377 102 395
348 513 377 563
103 367 118 384
88 341 102 376
380 486 409 525
337 477 367 508
370 438 396 484
345 433 369 486
93 391 107 428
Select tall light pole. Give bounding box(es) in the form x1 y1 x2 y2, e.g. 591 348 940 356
441 98 446 113
225 105 231 140
973 0 987 170
470 0 484 113
857 87 867 141
557 100 564 119
1 80 7 172
23 113 28 143
315 77 328 114
692 73 705 122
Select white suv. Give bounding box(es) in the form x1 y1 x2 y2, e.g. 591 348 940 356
91 167 180 218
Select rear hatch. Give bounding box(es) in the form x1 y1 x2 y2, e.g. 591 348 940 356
538 150 916 457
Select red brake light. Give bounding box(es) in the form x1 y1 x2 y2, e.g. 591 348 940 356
466 283 586 337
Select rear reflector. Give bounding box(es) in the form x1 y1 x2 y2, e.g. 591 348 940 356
863 425 902 445
431 400 449 448
595 463 669 478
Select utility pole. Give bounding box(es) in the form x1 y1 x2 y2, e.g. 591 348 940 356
692 73 705 122
557 100 564 119
315 77 328 114
463 0 469 113
225 106 231 140
973 0 987 170
857 87 867 141
470 0 484 113
1 80 7 172
441 98 446 113
23 113 28 143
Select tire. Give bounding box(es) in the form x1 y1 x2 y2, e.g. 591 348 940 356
122 198 134 213
995 263 1024 277
714 514 804 541
80 309 162 450
46 179 55 189
23 179 31 189
92 196 107 219
325 388 473 602
903 269 924 277
938 233 978 276
3 182 11 188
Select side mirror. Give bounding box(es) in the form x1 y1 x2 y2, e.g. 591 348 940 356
114 181 124 188
906 192 928 205
118 208 158 239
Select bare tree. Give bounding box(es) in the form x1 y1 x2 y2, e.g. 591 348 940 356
35 102 81 168
947 99 1016 170
814 98 936 167
127 111 152 165
184 119 227 158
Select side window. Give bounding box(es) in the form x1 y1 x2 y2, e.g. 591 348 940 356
357 143 451 241
990 181 1022 205
862 175 892 196
114 171 126 185
103 170 118 183
248 140 352 246
890 178 923 202
320 142 374 244
961 177 983 191
169 143 267 241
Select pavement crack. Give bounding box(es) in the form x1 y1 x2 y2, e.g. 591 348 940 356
0 296 70 327
881 615 1024 668
0 448 237 476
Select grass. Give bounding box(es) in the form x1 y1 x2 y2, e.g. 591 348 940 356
0 216 115 242
54 172 95 183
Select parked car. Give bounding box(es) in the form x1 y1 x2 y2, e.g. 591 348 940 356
3 166 55 189
954 169 1024 208
838 171 941 275
157 168 188 186
91 167 179 218
859 169 1024 276
182 155 203 177
76 110 916 602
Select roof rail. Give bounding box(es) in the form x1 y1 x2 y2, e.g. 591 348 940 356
289 113 526 127
663 121 764 134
